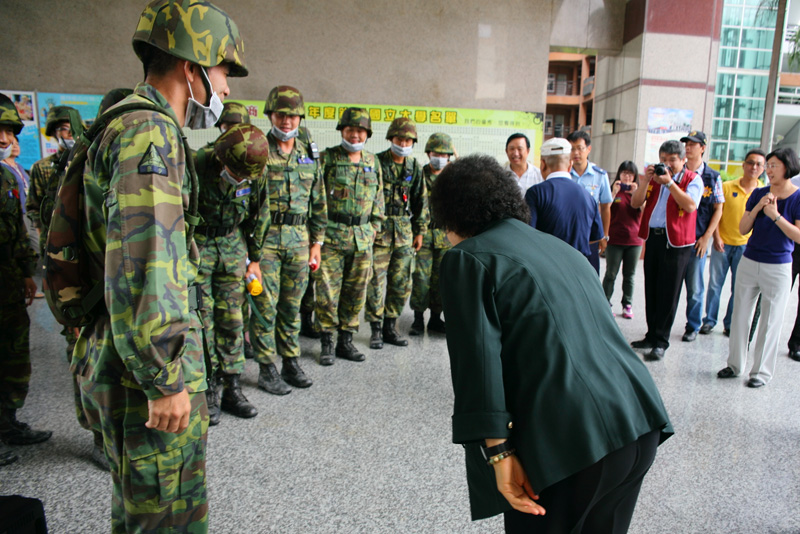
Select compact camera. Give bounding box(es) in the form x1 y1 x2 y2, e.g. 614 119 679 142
653 163 669 176
619 183 631 192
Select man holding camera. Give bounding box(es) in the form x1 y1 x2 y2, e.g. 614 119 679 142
630 140 703 361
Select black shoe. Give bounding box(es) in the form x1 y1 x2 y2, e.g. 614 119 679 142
319 332 335 366
746 377 766 388
631 338 654 350
206 376 221 426
789 350 800 362
281 357 312 388
0 411 52 446
221 375 259 417
682 329 698 342
91 443 109 471
427 314 446 334
300 312 321 339
336 330 366 362
244 340 256 360
409 312 425 336
717 366 736 379
257 363 292 396
723 328 730 337
644 347 665 361
0 443 18 466
382 318 408 347
369 321 384 349
699 324 713 335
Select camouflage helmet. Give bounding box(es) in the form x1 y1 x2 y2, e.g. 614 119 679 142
424 133 455 155
215 102 251 127
0 93 23 136
133 0 249 77
264 86 305 117
97 88 133 119
45 106 81 137
336 107 372 138
386 117 417 142
214 123 269 180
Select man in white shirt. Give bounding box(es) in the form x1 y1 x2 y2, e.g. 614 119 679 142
504 133 543 196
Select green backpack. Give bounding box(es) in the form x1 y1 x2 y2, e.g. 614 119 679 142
44 102 199 327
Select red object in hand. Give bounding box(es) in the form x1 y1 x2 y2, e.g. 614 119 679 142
310 258 319 272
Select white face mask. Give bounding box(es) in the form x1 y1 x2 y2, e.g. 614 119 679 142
341 138 365 153
390 143 413 158
58 137 75 151
271 124 299 142
185 67 223 130
221 168 245 187
0 144 12 161
430 156 449 170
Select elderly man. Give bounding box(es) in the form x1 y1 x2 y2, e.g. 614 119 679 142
504 133 543 196
524 137 602 260
630 140 703 361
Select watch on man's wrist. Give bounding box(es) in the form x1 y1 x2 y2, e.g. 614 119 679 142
664 180 673 189
481 441 514 461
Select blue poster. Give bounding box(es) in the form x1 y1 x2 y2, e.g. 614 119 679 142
37 92 103 159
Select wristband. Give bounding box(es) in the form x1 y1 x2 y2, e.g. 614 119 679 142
664 181 673 189
774 214 782 224
481 441 514 461
313 241 324 246
487 450 515 465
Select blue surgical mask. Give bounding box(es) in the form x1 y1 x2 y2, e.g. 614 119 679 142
430 156 449 170
391 143 413 158
271 124 299 142
185 67 224 130
341 138 365 153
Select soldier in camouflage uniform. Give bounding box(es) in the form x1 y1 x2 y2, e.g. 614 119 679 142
72 1 248 530
250 86 327 395
366 118 428 349
409 133 455 335
194 123 269 423
315 108 384 364
217 101 250 132
0 94 52 467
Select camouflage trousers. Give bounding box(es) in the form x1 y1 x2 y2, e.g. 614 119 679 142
0 281 30 412
63 327 103 445
196 238 247 377
250 246 310 364
365 243 414 322
315 244 373 333
410 245 448 314
79 377 208 534
300 271 317 314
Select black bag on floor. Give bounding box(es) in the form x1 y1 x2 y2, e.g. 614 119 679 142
0 495 47 534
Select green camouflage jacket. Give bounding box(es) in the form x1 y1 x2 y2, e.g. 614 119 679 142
73 82 205 401
375 149 428 247
421 164 450 249
321 145 384 252
26 151 64 230
263 130 327 250
194 144 270 261
0 166 37 279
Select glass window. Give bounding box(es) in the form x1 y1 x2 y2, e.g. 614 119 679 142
713 119 731 139
741 28 774 50
717 73 736 96
735 74 769 98
721 27 740 47
744 7 776 29
710 142 729 163
719 48 739 68
729 142 759 162
731 120 762 141
738 49 771 70
722 5 743 26
714 97 733 119
733 98 765 121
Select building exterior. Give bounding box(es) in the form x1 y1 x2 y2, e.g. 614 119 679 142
544 52 595 140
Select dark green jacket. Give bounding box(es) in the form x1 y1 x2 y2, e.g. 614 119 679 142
440 218 672 520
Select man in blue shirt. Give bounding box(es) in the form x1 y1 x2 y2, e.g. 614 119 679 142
525 137 603 260
567 131 612 274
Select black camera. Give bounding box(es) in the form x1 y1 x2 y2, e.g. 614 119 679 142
619 183 631 192
653 163 669 176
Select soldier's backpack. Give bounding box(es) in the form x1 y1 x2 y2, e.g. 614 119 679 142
43 102 199 327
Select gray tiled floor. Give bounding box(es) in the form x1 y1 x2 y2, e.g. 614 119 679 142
2 260 800 533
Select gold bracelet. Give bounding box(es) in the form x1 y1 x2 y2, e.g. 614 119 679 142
487 449 515 465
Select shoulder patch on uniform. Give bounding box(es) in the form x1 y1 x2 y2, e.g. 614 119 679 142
138 143 168 176
235 187 251 198
592 164 606 174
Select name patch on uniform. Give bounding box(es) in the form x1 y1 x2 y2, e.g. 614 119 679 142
138 143 168 176
236 187 251 197
298 156 314 165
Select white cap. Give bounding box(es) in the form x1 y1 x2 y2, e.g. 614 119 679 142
540 137 572 156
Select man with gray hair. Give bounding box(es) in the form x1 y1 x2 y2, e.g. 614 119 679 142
524 137 603 260
629 140 703 361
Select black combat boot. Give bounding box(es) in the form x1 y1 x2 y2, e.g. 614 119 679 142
409 312 425 336
300 312 321 339
0 444 18 467
369 321 384 349
257 363 292 396
0 409 52 446
336 330 365 361
382 318 408 346
427 313 446 334
220 375 258 418
205 375 222 426
281 357 313 388
319 332 335 366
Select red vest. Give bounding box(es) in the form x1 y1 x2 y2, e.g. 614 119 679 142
638 169 698 248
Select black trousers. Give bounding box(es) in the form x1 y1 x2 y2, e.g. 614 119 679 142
643 232 692 349
588 241 600 275
788 247 800 352
504 429 660 534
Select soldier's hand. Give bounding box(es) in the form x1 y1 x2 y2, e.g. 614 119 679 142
309 243 322 271
24 277 36 306
413 235 423 252
146 389 191 434
246 260 263 285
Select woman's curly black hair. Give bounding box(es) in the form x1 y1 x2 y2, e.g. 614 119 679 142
430 154 530 238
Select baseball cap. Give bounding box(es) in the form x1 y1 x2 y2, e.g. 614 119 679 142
680 130 707 145
540 137 572 156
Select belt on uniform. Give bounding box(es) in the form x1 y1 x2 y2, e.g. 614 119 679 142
650 227 666 235
195 225 236 238
329 213 370 226
188 284 201 311
271 212 307 226
385 206 405 216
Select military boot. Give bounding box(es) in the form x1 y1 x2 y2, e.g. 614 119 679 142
220 375 258 418
205 376 222 426
382 318 408 347
0 444 18 467
409 312 425 336
0 409 52 446
300 312 321 339
319 332 335 366
257 363 292 396
428 313 446 334
281 357 313 388
336 330 365 362
369 321 384 349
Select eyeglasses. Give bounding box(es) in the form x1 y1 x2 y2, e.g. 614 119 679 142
570 146 588 153
766 163 783 169
744 160 764 167
55 126 71 134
